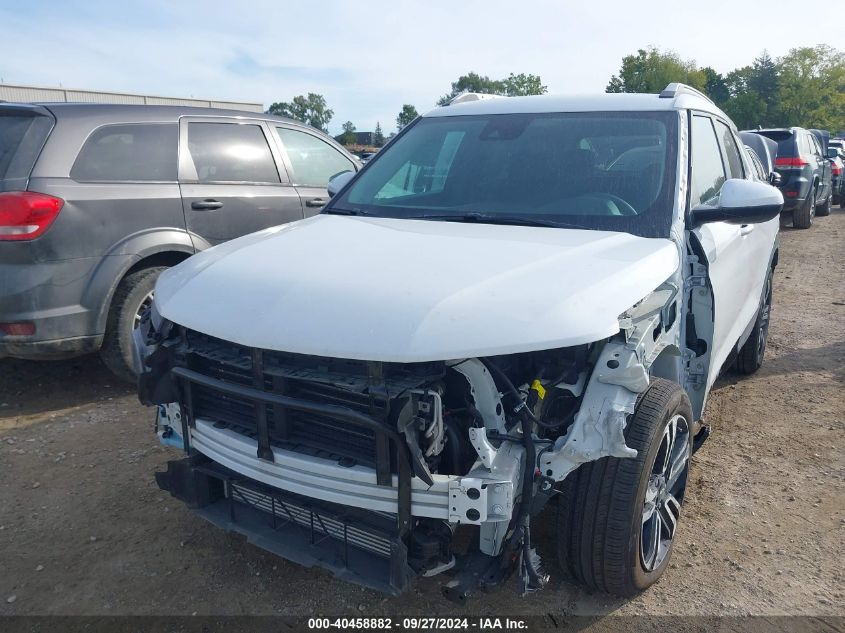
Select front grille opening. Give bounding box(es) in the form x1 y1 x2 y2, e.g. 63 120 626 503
229 481 393 558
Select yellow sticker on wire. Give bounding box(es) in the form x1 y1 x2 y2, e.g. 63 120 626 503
531 379 546 400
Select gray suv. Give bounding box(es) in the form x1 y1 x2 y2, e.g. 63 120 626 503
0 103 359 380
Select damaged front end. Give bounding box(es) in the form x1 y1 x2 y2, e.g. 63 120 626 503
137 293 671 600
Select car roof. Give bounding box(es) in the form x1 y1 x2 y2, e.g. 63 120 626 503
423 91 729 120
18 102 300 126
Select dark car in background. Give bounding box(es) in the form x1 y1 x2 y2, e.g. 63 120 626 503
749 127 833 228
0 103 360 380
828 139 845 206
739 131 780 185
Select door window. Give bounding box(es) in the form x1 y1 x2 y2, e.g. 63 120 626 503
186 122 280 183
71 123 178 181
690 115 726 208
715 121 744 179
276 127 355 187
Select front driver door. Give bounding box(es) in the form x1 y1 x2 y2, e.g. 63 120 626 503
178 117 303 247
272 125 358 214
688 114 774 388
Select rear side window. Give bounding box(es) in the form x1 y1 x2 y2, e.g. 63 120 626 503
715 121 744 179
798 133 812 157
0 112 53 190
71 123 177 182
187 122 279 183
690 115 726 207
276 127 355 187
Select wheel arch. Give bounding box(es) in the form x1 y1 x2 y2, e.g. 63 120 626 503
648 344 684 385
82 228 198 335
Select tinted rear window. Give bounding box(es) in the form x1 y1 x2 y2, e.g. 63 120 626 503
755 130 795 157
0 112 53 191
71 123 178 182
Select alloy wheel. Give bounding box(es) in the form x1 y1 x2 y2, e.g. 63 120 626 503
640 413 691 572
133 291 154 329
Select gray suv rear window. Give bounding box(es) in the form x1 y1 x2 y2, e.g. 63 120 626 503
0 112 53 191
71 123 178 182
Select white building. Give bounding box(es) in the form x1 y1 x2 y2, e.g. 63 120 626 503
0 83 263 112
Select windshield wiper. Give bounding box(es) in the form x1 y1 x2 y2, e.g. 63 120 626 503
322 207 370 216
405 212 583 229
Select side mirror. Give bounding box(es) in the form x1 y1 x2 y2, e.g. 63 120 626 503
691 178 783 226
327 171 355 197
768 171 781 187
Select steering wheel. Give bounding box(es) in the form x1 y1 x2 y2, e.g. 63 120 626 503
580 192 638 216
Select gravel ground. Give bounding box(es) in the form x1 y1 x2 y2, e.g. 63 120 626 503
0 209 843 620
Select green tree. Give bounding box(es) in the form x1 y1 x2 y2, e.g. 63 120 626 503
501 72 548 96
340 120 356 146
701 67 729 106
721 66 764 128
722 90 767 130
396 104 419 131
438 72 503 105
267 93 334 132
748 51 780 121
606 47 705 94
437 71 547 105
373 121 385 147
607 45 845 132
777 45 845 130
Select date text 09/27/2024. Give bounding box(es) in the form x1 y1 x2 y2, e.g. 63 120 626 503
307 617 528 630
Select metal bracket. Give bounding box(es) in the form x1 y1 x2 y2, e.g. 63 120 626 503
448 477 512 525
541 340 641 482
468 427 496 468
451 359 507 433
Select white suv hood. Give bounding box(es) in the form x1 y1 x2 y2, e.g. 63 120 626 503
155 215 678 361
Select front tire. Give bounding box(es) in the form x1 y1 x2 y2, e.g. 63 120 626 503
556 379 693 596
100 266 165 383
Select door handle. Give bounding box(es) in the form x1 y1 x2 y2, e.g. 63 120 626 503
305 198 326 208
191 199 223 210
740 224 754 236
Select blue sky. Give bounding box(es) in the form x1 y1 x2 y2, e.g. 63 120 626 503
0 0 839 135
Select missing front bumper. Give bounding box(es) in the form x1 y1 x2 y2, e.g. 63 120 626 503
156 457 416 595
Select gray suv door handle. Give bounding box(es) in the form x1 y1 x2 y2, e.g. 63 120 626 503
191 199 223 210
305 198 326 208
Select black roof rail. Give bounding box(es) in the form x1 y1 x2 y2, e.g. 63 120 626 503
659 82 715 105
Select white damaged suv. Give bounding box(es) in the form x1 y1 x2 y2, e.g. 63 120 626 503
136 84 781 600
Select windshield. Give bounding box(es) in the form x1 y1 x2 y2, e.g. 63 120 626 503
328 111 678 238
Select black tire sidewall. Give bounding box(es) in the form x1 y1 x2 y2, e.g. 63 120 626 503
793 192 814 229
736 266 773 374
624 385 694 591
101 267 165 382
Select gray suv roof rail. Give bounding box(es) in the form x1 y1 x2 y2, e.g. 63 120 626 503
659 82 715 106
